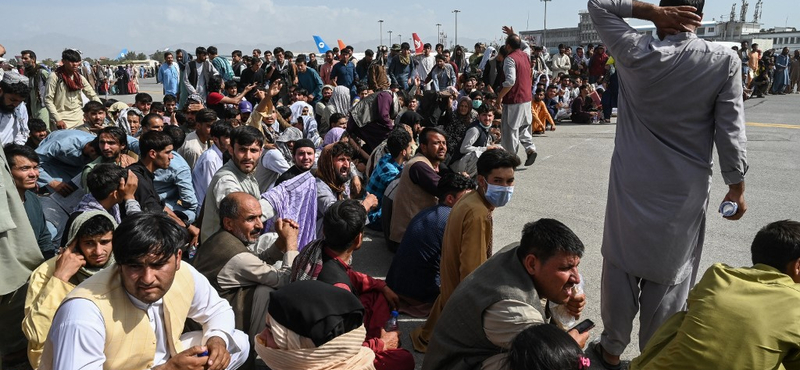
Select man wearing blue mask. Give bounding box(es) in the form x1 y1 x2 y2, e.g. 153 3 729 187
411 148 520 352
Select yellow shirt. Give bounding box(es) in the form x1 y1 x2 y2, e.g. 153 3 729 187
632 263 800 370
22 257 76 368
44 72 100 128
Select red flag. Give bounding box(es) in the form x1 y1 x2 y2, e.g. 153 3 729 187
412 33 424 54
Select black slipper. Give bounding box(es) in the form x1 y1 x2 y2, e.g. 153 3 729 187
590 341 623 370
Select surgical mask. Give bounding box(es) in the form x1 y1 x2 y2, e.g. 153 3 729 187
472 100 483 109
484 183 514 207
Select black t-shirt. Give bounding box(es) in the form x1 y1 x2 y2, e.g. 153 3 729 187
127 162 164 213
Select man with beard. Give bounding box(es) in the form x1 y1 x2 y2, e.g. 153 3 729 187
274 139 315 187
76 101 107 134
45 49 100 129
388 43 417 92
128 131 200 246
157 51 180 98
314 85 333 133
5 144 54 259
193 192 300 360
320 51 338 86
20 50 50 124
389 127 447 247
80 126 135 189
193 120 232 206
256 127 302 192
201 126 264 243
0 71 31 146
315 142 378 235
23 211 117 368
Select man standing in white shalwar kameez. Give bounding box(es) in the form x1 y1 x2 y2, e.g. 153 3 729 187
588 0 749 368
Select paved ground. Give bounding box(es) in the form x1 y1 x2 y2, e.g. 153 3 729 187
123 80 800 369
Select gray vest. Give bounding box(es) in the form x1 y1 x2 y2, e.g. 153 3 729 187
422 244 544 370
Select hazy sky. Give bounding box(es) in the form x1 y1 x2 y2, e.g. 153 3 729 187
4 0 797 58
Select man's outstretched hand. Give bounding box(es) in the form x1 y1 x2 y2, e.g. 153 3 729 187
502 26 515 36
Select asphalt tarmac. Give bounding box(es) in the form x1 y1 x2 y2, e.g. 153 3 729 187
124 79 800 369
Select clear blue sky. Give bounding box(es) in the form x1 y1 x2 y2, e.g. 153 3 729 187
4 0 797 58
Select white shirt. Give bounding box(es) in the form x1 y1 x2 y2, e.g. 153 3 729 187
192 144 224 206
47 264 239 370
0 103 30 146
178 131 210 170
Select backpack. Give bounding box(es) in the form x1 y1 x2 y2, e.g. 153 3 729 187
350 90 399 128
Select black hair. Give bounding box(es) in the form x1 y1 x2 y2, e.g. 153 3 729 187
437 172 475 201
94 126 129 153
87 163 128 200
76 214 116 241
150 102 165 113
419 127 447 145
475 103 492 115
295 54 307 64
218 193 242 227
276 106 292 120
135 93 153 104
469 90 484 101
506 324 585 370
506 35 522 50
535 87 545 95
113 212 187 265
232 50 242 58
1 79 31 98
195 46 207 56
659 0 704 15
329 112 346 127
21 50 36 61
164 125 186 149
365 49 374 57
163 94 177 104
207 46 218 56
163 51 173 58
329 141 353 159
435 54 446 62
295 88 309 96
139 130 173 156
477 148 520 178
208 76 223 94
196 108 218 124
273 47 285 55
230 125 264 148
323 200 366 253
82 100 105 113
400 42 411 51
517 218 585 263
174 111 187 126
142 113 163 129
751 220 800 273
224 80 237 90
28 118 47 133
253 48 262 54
210 120 233 138
4 144 39 166
386 128 412 158
424 43 432 49
62 49 82 62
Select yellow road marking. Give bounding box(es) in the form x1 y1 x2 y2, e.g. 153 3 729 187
746 122 800 129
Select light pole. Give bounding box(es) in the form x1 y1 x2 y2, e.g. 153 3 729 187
436 23 442 45
379 20 384 46
541 0 552 48
452 10 461 48
388 30 393 46
398 34 402 45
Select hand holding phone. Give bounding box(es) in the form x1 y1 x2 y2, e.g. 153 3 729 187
573 319 595 334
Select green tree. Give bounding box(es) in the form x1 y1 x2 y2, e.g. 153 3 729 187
41 58 57 69
150 50 166 63
135 52 147 60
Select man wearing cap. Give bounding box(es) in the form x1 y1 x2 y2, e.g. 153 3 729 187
256 127 303 192
45 49 101 130
274 138 316 187
0 71 31 146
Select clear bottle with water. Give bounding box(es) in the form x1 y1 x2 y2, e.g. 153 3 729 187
550 274 584 330
384 310 399 331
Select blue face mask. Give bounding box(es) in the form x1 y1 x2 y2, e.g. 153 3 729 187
484 183 514 207
472 100 483 109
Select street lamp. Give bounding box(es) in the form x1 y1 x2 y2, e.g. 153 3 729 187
388 30 393 46
453 10 461 48
379 20 384 46
541 0 552 48
436 23 442 45
398 34 402 45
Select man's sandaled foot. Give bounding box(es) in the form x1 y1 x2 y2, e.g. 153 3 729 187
525 150 538 166
590 341 622 370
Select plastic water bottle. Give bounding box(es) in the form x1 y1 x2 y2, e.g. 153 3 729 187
719 201 738 217
384 310 399 332
550 274 584 330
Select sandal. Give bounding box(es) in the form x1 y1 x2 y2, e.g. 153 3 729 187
590 341 623 370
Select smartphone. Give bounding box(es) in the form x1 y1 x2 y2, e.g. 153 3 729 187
573 319 595 334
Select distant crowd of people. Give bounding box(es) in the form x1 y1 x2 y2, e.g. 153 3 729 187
1 0 799 369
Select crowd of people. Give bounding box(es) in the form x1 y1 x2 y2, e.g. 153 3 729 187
0 0 798 369
737 41 800 98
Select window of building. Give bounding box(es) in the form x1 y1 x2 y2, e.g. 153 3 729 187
697 28 706 35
